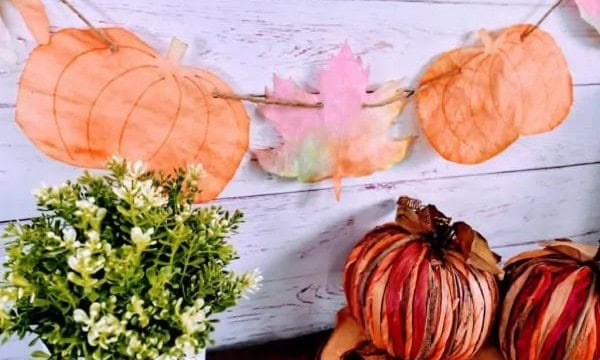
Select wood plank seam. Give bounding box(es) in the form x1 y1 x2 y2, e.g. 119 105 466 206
1 161 599 224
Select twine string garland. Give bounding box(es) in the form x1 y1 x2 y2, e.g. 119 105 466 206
212 89 415 109
59 0 563 109
520 0 566 40
58 0 119 52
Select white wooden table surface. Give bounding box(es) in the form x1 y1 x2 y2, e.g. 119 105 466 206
1 0 599 357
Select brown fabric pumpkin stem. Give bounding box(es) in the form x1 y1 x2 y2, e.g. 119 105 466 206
395 196 455 254
58 0 119 52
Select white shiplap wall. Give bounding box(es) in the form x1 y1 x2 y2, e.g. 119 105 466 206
1 0 599 356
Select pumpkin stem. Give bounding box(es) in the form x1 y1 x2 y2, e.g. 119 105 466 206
395 196 453 253
166 37 188 64
478 29 494 54
395 196 502 274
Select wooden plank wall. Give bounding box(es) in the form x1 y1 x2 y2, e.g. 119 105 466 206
1 0 599 356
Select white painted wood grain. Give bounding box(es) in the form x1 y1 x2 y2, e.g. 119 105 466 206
3 163 598 348
208 163 600 345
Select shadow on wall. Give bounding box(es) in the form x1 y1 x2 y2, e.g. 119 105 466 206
251 197 396 340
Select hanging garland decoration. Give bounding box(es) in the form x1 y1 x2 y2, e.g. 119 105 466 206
10 0 578 200
415 24 572 164
226 0 574 189
15 0 250 202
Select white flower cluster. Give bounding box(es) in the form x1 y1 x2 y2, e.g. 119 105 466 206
72 296 205 360
0 288 17 328
185 163 205 182
75 198 99 217
0 288 17 312
32 182 72 207
68 246 104 275
241 268 263 299
131 227 156 251
164 297 211 357
175 203 193 223
73 302 125 350
66 230 110 288
60 228 81 249
111 158 168 209
124 295 150 327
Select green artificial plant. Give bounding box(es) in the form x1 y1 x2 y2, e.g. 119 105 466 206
0 156 261 359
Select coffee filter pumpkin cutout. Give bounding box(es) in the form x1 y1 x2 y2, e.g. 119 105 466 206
17 22 249 202
417 25 573 164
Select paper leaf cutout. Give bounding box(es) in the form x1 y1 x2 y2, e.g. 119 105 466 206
11 0 50 45
417 25 572 164
255 45 412 198
576 0 600 33
16 28 249 202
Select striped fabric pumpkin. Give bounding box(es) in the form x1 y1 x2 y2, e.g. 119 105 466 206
499 240 599 360
343 196 501 360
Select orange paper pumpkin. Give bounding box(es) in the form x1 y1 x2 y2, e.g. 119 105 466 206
17 28 249 201
417 25 572 164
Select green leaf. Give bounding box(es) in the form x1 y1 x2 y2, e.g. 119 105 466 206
28 337 39 347
31 350 50 359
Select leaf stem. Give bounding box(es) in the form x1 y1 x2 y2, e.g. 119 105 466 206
58 0 119 52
